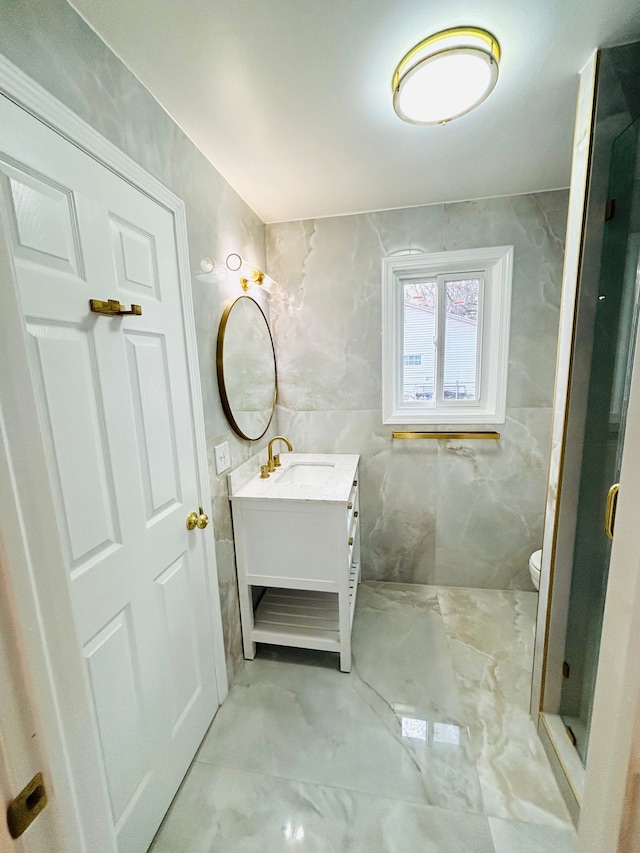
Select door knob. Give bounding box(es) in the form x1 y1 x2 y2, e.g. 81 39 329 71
186 507 209 530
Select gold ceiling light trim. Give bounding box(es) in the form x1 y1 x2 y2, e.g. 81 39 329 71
392 26 501 126
391 27 501 91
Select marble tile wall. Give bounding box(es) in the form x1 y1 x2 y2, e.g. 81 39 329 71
267 191 569 589
0 0 275 684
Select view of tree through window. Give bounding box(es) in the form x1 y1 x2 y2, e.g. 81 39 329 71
404 279 479 319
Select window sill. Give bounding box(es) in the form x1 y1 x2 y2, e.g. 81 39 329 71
382 408 506 426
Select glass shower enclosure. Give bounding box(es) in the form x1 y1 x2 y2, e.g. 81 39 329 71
559 115 640 764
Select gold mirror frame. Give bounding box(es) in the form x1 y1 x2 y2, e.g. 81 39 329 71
216 295 277 441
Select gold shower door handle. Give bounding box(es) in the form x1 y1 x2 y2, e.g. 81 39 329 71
604 483 619 540
186 507 209 530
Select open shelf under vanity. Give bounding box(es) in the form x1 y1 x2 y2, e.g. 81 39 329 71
252 560 361 652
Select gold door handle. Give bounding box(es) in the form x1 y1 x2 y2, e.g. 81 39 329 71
90 298 142 316
605 483 619 540
186 507 209 531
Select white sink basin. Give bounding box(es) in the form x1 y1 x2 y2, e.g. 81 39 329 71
276 463 335 486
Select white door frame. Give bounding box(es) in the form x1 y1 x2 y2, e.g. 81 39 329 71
0 54 227 853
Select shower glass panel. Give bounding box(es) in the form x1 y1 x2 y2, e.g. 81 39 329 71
560 116 640 763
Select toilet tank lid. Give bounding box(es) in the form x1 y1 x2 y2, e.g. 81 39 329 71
531 549 542 570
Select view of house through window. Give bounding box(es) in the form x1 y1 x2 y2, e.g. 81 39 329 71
403 277 482 402
383 246 512 424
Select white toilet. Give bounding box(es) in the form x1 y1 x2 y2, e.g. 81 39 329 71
529 549 542 590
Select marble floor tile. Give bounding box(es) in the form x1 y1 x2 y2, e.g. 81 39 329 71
150 763 496 853
437 587 573 826
155 582 574 853
352 582 463 724
437 587 538 716
197 628 484 813
488 816 577 853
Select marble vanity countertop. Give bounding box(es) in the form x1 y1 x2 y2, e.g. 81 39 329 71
230 453 359 503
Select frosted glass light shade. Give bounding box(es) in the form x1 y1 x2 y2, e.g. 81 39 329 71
260 274 279 295
226 253 259 281
225 253 279 296
393 28 500 125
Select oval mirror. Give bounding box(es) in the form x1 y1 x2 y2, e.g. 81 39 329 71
216 295 277 440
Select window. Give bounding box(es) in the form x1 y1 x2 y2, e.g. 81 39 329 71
382 246 513 424
403 354 423 366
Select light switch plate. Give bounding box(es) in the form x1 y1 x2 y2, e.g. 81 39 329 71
214 441 231 475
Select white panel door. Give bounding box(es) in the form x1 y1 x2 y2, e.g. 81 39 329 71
0 94 219 853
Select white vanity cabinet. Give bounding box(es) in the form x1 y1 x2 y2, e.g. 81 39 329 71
230 453 360 672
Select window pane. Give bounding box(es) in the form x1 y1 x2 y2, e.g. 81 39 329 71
403 282 436 401
443 279 480 400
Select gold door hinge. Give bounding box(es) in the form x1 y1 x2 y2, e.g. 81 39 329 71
6 772 47 839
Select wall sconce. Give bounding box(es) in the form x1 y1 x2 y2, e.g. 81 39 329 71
225 253 278 295
197 257 232 282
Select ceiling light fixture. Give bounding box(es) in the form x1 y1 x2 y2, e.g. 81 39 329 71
225 253 278 295
392 27 500 125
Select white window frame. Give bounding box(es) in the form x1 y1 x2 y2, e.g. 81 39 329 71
382 246 513 424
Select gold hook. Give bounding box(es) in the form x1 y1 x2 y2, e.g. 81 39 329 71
90 298 142 316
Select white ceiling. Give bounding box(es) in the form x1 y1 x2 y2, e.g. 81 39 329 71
68 0 640 223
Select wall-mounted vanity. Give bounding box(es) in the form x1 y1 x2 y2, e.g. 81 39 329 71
230 452 361 672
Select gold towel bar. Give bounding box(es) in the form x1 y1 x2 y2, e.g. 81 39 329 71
392 431 501 440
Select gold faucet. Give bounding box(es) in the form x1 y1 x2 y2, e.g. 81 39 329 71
268 436 293 472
